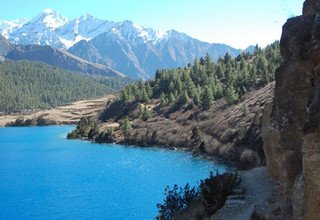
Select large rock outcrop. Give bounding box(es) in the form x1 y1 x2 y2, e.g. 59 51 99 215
262 0 320 219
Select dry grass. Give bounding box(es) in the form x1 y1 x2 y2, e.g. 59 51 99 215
0 95 115 126
119 83 273 168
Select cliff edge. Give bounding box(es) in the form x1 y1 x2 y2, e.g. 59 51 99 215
262 0 320 219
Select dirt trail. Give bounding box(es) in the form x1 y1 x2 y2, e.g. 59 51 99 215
212 167 275 220
0 95 115 126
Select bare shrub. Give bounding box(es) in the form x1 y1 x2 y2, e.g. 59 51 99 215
239 149 261 169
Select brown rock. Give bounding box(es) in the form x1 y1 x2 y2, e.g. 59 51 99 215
303 0 320 15
302 133 320 220
292 173 305 220
263 0 320 219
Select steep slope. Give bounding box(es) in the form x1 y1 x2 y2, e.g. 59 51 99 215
9 9 68 49
0 34 13 57
56 13 115 48
68 41 281 170
262 0 320 219
0 18 27 38
5 44 125 77
68 24 244 79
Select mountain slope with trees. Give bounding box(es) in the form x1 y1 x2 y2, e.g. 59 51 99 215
0 60 131 112
69 42 280 169
118 42 280 107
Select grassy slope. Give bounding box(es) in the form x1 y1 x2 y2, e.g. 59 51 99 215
96 82 274 169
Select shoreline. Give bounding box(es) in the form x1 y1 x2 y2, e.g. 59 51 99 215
0 95 115 127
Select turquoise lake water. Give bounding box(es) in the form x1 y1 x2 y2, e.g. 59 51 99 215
0 126 227 219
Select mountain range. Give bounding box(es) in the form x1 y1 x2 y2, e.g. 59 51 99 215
0 34 124 77
0 9 254 79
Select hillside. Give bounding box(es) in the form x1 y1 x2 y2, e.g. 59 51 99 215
68 42 280 169
94 82 274 169
0 60 131 113
0 34 12 57
0 95 115 126
1 42 125 78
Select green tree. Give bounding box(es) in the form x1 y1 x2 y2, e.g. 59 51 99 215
159 93 167 107
121 117 132 137
225 86 239 104
200 86 214 109
193 91 200 106
141 106 152 122
140 88 150 102
168 92 176 104
179 90 190 105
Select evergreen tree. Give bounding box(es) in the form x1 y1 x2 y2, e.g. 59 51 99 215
200 86 214 109
121 117 132 137
168 92 176 104
141 106 152 122
225 86 239 104
193 91 200 106
159 93 167 107
140 88 150 102
179 90 190 105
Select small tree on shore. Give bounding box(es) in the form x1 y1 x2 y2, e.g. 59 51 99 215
121 117 132 137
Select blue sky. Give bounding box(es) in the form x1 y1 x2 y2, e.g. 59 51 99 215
0 0 304 49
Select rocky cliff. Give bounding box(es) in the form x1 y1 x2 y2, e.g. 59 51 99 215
262 0 320 219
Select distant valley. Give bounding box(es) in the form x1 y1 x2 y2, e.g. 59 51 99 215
0 9 254 79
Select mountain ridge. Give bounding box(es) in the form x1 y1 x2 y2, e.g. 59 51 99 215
0 33 125 78
0 9 254 79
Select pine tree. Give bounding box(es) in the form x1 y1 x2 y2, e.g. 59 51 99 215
200 86 213 109
225 86 239 104
145 83 153 98
121 117 132 137
193 91 200 106
159 93 167 107
180 90 190 105
141 106 152 122
168 92 176 104
140 88 150 102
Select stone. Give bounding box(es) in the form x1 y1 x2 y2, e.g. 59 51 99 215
292 173 305 220
303 0 320 15
262 0 320 219
251 205 271 220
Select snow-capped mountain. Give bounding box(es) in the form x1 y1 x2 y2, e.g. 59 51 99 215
68 23 246 79
56 13 115 48
0 9 253 78
9 9 68 48
0 18 28 38
0 8 117 49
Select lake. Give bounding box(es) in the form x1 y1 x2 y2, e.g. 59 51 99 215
0 126 227 219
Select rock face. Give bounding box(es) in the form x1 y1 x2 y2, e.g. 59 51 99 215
0 34 13 57
262 0 320 219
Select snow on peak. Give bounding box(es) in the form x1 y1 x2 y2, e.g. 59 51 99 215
1 9 178 49
43 8 55 14
41 10 68 29
0 18 28 38
115 20 165 44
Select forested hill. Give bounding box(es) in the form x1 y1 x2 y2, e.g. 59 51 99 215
0 60 131 113
118 42 280 108
69 42 280 170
